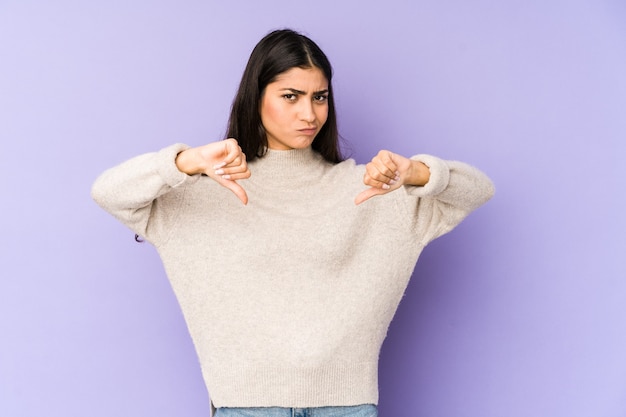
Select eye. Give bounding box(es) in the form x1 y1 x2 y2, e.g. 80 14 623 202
314 95 328 103
283 94 297 102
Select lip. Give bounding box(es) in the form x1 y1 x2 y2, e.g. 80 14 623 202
297 128 318 136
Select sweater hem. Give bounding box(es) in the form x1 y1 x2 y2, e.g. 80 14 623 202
206 361 379 408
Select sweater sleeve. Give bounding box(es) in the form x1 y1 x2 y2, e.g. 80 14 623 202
91 143 201 242
403 154 495 245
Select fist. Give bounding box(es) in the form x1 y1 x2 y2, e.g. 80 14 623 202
176 138 251 204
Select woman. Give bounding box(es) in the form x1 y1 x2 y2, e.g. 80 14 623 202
92 29 494 417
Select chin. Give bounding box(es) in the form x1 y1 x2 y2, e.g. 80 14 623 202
291 137 315 149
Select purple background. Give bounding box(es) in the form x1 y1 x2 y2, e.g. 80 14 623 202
1 1 625 416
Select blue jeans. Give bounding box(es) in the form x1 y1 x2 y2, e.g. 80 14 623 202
214 404 377 417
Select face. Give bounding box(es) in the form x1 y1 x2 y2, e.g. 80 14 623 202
260 66 329 151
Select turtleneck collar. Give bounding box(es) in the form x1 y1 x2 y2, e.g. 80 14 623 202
248 147 327 181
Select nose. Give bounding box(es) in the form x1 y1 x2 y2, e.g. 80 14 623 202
298 100 316 123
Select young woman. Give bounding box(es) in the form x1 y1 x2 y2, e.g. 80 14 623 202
92 29 494 417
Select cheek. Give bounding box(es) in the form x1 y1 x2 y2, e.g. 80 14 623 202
317 105 329 125
261 98 286 127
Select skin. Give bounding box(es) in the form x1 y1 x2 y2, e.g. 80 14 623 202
175 137 251 204
260 67 329 151
175 66 430 205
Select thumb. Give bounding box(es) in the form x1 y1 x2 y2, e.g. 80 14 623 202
354 187 386 205
220 179 249 205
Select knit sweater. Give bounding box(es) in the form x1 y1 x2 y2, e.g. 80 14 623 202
91 144 494 409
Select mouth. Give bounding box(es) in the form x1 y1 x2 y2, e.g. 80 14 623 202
298 128 318 136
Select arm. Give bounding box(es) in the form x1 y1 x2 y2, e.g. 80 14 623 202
91 139 250 240
91 143 194 240
354 150 495 240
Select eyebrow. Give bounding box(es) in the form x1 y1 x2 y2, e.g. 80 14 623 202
279 88 329 95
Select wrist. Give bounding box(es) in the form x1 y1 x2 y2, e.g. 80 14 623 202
175 148 205 175
407 160 430 186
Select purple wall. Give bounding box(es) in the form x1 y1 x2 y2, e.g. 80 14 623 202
1 1 625 416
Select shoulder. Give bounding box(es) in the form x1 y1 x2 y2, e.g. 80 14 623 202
328 157 362 177
314 158 364 192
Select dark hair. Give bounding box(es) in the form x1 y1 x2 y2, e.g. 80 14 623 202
226 29 342 163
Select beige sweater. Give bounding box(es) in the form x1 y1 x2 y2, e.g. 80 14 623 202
91 144 494 409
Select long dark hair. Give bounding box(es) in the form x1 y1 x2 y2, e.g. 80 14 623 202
227 29 342 163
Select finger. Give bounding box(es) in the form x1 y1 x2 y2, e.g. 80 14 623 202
372 151 399 178
221 139 245 165
217 170 251 181
363 175 392 190
370 162 396 181
214 164 250 177
211 139 241 168
222 154 244 168
213 154 249 175
363 170 399 190
366 160 400 186
354 187 387 205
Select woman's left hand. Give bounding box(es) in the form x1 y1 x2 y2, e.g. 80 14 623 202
354 150 430 205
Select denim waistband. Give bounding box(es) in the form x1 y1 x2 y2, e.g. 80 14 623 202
214 404 377 417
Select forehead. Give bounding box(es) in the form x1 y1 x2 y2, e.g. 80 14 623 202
270 67 328 89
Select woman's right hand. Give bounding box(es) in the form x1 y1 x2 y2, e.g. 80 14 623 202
175 138 251 205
